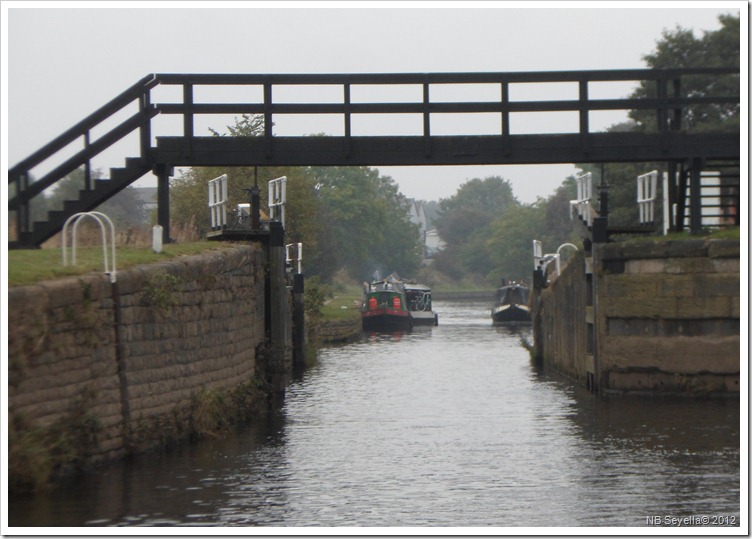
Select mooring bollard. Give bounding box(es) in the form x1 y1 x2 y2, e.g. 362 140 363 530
292 272 306 370
268 221 292 391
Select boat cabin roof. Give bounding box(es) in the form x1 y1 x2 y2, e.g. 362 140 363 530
496 284 530 304
404 284 431 292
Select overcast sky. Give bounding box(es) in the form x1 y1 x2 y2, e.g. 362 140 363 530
2 1 744 203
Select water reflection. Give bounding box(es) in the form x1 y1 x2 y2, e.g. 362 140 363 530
8 301 740 528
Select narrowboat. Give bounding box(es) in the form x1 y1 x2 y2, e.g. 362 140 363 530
405 283 439 326
361 275 412 331
491 281 532 324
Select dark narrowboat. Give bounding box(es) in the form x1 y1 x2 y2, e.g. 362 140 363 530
491 282 532 325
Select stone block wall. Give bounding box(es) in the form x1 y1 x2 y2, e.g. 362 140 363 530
536 252 590 384
534 238 740 395
8 244 267 483
594 239 740 394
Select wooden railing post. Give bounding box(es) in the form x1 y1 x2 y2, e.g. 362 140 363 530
140 85 152 159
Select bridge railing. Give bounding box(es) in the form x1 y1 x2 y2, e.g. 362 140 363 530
9 69 740 245
151 69 739 141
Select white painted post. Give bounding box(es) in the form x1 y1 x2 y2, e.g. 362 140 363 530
152 225 163 253
662 171 673 235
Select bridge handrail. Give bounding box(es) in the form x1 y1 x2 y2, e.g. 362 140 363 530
153 67 737 85
8 68 739 244
10 68 739 172
10 68 739 179
151 68 739 141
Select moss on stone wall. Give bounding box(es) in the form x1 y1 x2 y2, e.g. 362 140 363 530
8 245 273 493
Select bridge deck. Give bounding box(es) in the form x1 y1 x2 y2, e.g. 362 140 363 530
154 131 740 167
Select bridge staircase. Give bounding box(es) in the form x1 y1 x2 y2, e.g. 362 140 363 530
10 158 152 248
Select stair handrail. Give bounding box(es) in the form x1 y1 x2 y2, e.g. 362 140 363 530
9 74 158 178
62 211 117 283
8 74 159 231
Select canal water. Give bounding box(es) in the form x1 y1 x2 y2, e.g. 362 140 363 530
9 300 741 529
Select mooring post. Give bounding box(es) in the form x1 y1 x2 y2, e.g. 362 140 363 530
268 221 292 392
531 270 545 364
292 272 306 370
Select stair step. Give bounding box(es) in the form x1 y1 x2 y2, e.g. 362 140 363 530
124 157 149 169
64 199 86 212
9 240 40 250
111 168 132 182
45 210 65 223
15 155 152 247
94 178 111 190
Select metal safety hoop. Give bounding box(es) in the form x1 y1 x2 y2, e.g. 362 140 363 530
62 211 117 283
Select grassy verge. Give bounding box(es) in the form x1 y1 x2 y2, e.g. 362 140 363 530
7 242 235 287
318 283 363 322
616 227 741 243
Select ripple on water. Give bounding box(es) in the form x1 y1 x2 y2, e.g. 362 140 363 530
8 301 740 528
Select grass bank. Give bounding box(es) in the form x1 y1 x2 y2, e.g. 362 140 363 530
320 284 363 322
7 242 236 287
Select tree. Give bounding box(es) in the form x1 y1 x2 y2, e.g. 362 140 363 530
482 177 580 285
432 176 518 281
538 176 580 250
629 13 740 132
309 166 422 280
169 115 422 281
579 14 741 229
170 113 329 271
170 163 327 269
486 204 543 284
